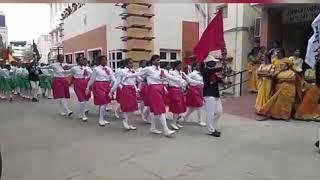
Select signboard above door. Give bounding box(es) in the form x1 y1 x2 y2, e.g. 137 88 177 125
282 5 320 24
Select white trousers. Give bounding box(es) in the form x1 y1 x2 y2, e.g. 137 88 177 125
204 97 223 133
30 81 39 99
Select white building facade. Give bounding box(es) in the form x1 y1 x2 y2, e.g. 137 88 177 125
10 41 27 59
61 3 204 69
37 35 51 64
0 11 8 48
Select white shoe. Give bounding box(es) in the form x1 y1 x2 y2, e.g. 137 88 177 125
199 122 206 127
150 129 162 134
59 112 67 116
164 130 176 137
115 111 120 119
82 116 88 122
170 123 179 130
129 125 137 130
176 123 183 128
122 120 130 130
99 120 106 126
104 120 110 124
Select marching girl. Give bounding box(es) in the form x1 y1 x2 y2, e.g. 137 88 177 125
44 54 74 117
15 63 31 99
117 58 139 130
86 56 117 126
113 60 125 119
167 61 187 130
127 55 184 137
136 60 151 123
70 57 92 121
39 63 53 99
183 61 206 126
0 64 14 101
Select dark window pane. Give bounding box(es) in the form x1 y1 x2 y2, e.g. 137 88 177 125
112 62 116 69
112 53 115 60
116 52 122 60
0 15 5 27
160 52 166 59
170 52 177 60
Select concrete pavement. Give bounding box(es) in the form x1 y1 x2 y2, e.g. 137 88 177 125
0 95 320 180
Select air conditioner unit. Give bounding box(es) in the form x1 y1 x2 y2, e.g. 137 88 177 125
254 17 261 38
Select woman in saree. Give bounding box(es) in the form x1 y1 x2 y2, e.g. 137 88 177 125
259 59 297 120
247 47 261 93
255 54 275 114
295 61 320 121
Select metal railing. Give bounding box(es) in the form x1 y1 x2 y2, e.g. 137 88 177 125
220 69 248 96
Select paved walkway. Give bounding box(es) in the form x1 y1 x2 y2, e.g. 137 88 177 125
0 95 320 180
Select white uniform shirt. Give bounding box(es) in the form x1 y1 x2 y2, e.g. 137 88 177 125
15 67 23 76
21 68 29 77
70 66 92 79
47 63 72 78
87 65 117 92
168 69 186 88
0 68 11 78
121 67 137 86
186 70 204 86
134 65 182 85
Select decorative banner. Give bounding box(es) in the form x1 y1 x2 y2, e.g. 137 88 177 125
305 13 320 68
282 5 320 24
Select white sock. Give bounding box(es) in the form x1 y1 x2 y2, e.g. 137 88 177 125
61 98 71 113
57 99 64 114
159 114 170 133
79 102 86 118
149 112 156 130
99 105 106 121
172 114 179 125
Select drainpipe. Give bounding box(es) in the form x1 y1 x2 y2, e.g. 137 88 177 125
234 4 240 96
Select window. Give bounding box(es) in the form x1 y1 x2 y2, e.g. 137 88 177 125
0 15 5 27
160 52 167 59
75 52 84 59
170 52 177 60
112 53 115 60
65 54 73 64
116 52 122 60
254 18 261 37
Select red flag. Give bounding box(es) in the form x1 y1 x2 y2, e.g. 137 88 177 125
194 9 225 62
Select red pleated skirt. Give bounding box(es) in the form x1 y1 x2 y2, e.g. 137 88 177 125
186 86 203 107
148 84 166 115
73 78 91 102
92 81 111 106
168 87 187 114
140 84 150 106
52 77 70 99
119 85 138 112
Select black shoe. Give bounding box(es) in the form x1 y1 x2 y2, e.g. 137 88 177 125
32 98 39 102
208 131 221 137
9 97 13 102
67 111 73 117
85 110 90 114
315 141 319 148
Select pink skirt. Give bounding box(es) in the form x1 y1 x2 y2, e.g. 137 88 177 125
186 86 203 107
168 87 187 114
164 86 170 106
148 84 166 115
120 85 138 112
92 81 111 106
116 87 122 103
73 78 90 102
52 77 70 99
140 84 150 106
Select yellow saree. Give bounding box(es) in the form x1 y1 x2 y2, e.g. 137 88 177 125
255 64 275 114
247 55 260 93
259 69 297 120
294 85 320 120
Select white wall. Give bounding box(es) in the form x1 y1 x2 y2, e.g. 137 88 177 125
106 4 124 52
153 3 199 55
37 35 51 64
63 3 111 41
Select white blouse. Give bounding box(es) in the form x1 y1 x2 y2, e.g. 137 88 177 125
168 70 186 88
70 66 92 79
186 70 204 86
131 65 182 85
121 67 138 86
87 65 116 91
47 63 74 78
